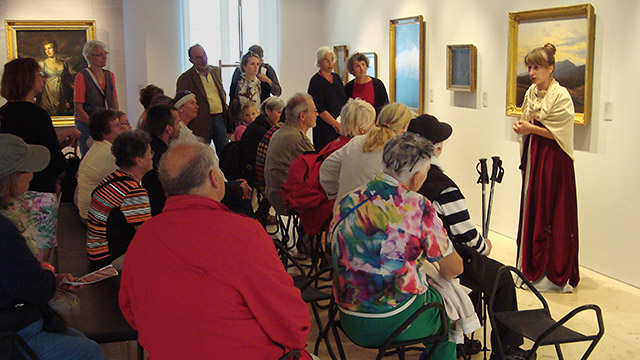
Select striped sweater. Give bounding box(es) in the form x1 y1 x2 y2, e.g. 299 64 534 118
86 170 151 268
418 159 489 255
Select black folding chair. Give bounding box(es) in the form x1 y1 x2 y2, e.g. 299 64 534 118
488 266 605 360
326 299 448 360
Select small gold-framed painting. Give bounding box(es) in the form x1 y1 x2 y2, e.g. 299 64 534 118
5 20 96 126
333 45 349 84
390 16 425 114
361 52 378 78
506 4 595 125
446 44 477 92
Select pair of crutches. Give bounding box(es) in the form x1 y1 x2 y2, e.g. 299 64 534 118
476 156 505 238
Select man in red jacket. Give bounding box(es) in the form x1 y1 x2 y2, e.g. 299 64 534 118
119 140 312 359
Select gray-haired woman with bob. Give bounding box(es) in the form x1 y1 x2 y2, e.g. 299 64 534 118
330 132 461 359
74 40 119 155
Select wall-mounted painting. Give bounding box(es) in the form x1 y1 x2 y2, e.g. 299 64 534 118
362 52 378 78
333 45 349 84
447 44 477 92
506 4 595 125
6 20 96 126
390 16 425 114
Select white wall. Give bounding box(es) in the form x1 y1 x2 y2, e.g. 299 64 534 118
310 0 640 287
0 0 127 113
122 0 184 123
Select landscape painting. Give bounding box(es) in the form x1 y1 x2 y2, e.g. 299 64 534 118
390 16 424 113
362 52 377 78
506 4 595 125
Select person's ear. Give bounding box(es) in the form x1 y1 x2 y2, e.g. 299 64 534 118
208 168 223 190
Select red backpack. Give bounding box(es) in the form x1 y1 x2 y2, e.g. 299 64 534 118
280 136 350 234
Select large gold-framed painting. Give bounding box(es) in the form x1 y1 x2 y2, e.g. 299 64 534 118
6 20 96 126
390 16 425 114
506 4 595 125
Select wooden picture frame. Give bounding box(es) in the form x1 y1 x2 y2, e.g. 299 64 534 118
5 20 96 127
447 44 477 92
333 45 349 84
506 4 595 125
362 52 378 78
390 16 425 114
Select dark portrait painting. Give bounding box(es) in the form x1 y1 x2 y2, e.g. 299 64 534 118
6 20 96 125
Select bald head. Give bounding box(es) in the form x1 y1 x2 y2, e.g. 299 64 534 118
158 140 223 199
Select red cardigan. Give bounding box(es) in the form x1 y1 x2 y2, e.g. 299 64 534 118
119 195 312 359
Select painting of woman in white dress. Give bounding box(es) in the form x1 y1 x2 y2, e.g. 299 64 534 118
37 39 75 116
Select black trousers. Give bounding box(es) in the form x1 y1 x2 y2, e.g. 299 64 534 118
457 246 523 352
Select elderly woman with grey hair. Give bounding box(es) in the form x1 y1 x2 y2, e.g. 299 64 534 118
307 46 347 151
331 132 462 359
74 40 119 155
344 52 389 115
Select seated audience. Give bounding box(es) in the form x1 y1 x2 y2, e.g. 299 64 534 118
238 96 285 188
86 130 152 270
119 140 312 359
408 115 531 360
173 91 251 213
116 110 131 130
136 84 164 129
76 109 125 222
331 132 461 359
320 102 411 205
0 134 104 360
233 100 259 141
141 104 181 215
264 93 317 215
344 52 389 114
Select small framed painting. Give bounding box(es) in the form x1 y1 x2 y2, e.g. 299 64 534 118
333 45 349 84
362 52 378 78
446 44 477 92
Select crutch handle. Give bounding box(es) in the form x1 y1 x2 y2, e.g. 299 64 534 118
490 156 505 183
476 158 489 184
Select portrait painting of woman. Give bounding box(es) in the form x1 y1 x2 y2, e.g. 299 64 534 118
37 39 75 116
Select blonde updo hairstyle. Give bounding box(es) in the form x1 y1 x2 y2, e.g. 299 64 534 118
524 43 556 75
339 98 375 137
361 102 412 153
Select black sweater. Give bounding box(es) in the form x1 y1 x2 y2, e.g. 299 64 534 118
0 214 56 332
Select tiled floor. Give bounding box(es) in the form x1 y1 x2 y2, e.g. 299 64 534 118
305 231 640 360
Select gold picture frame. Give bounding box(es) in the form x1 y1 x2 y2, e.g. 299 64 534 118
447 44 477 92
390 16 425 114
362 52 378 78
6 20 96 127
506 4 595 125
333 45 349 84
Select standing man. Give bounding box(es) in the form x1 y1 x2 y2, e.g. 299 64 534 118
176 44 229 154
264 93 317 215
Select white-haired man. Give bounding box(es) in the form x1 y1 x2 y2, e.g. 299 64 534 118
119 140 313 359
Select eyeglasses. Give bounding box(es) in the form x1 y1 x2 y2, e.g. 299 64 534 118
91 51 109 57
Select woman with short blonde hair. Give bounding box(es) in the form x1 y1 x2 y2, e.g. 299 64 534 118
320 102 412 204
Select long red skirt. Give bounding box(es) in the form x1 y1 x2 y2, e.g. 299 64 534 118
516 131 580 287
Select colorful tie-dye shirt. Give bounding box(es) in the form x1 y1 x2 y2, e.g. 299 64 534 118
330 173 453 313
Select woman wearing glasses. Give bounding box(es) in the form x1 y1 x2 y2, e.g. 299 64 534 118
73 40 119 155
0 58 80 264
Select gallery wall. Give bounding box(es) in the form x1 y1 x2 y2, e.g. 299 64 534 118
0 0 127 113
306 0 640 287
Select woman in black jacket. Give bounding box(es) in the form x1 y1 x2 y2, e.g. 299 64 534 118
343 52 389 115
